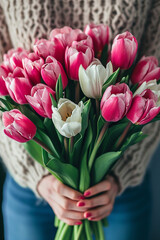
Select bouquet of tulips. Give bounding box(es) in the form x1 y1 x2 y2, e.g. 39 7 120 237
0 24 160 240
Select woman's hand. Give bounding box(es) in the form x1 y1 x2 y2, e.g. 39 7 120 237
76 175 119 221
37 175 87 226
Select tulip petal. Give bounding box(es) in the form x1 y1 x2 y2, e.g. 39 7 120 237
126 96 145 123
101 95 125 122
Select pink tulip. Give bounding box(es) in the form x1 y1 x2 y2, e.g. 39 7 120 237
0 65 9 96
22 53 44 85
3 48 29 72
111 31 138 69
71 32 93 50
126 89 160 125
33 38 65 64
2 109 36 143
26 84 56 118
84 23 109 54
65 44 94 81
5 69 32 104
49 27 82 47
100 83 133 122
131 56 160 85
41 56 68 90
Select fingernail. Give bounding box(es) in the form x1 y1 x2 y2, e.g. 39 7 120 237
75 221 82 225
85 212 92 218
84 191 91 197
79 195 85 200
77 202 85 207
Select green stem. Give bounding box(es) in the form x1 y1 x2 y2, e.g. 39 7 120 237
95 99 100 117
84 220 92 240
75 223 83 240
97 220 105 240
75 81 80 104
33 137 53 155
54 221 65 240
115 122 132 149
64 137 68 155
54 216 60 227
88 122 109 171
74 225 79 240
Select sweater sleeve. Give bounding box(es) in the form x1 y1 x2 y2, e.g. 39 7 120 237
0 4 49 198
112 0 160 195
0 4 12 61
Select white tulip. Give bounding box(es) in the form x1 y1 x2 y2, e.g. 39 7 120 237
79 60 113 99
133 80 160 106
52 98 84 138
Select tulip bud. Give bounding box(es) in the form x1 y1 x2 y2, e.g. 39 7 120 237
52 98 84 138
2 109 36 143
111 31 138 69
3 48 29 72
5 73 32 104
22 53 44 85
84 23 109 55
33 38 65 64
65 44 94 81
0 65 9 96
79 60 113 99
126 89 160 125
131 56 160 85
71 32 94 50
26 84 56 119
41 56 68 90
100 83 133 122
49 27 82 47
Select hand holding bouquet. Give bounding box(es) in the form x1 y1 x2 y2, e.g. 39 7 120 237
0 23 160 239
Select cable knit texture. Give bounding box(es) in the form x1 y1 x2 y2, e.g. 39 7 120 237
0 0 160 196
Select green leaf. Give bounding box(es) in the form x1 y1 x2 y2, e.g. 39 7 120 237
23 140 43 166
131 83 138 94
36 128 60 158
120 75 129 84
0 97 13 111
96 115 105 139
92 151 122 185
43 118 62 154
50 93 57 107
120 131 147 152
99 122 128 154
79 122 92 192
43 149 79 189
69 99 91 166
56 74 63 101
100 44 108 66
81 99 91 136
102 68 120 94
19 105 45 130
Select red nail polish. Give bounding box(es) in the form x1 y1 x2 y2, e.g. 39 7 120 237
85 212 92 218
84 191 91 197
75 222 82 225
77 202 85 207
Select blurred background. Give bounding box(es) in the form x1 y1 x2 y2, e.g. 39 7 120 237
0 145 160 240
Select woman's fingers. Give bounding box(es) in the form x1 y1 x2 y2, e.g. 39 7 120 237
48 198 84 225
84 201 114 220
52 177 83 201
77 192 110 209
50 190 88 212
83 179 111 198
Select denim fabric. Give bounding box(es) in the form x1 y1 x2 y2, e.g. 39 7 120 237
2 172 151 240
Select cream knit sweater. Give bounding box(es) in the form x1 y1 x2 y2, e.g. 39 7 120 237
0 0 160 197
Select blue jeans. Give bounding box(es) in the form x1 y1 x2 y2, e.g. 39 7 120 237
2 172 151 240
